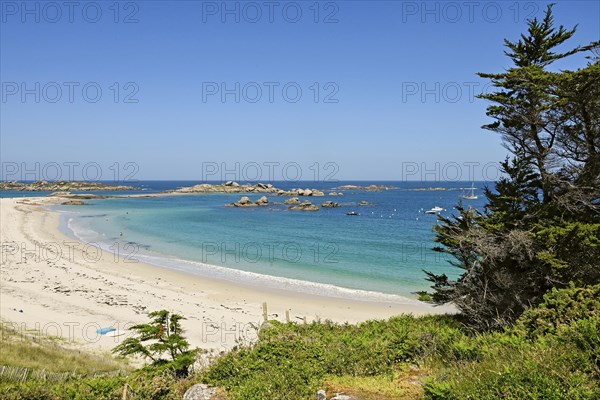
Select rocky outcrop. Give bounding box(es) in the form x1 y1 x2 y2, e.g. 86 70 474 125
317 390 361 400
61 200 86 205
166 182 324 197
321 201 340 208
230 196 257 207
0 181 23 190
407 187 450 191
276 188 325 197
182 383 216 400
61 194 108 200
274 188 325 197
0 180 137 191
228 196 271 207
284 197 301 205
336 184 395 192
256 196 269 206
328 192 344 196
289 200 319 211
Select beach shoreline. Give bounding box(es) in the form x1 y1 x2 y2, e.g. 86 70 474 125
0 196 455 354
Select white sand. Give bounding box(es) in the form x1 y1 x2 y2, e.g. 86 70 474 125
0 197 454 354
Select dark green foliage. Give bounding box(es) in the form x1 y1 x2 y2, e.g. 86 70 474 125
483 154 542 227
112 310 199 377
533 222 600 284
513 283 600 338
501 5 581 68
426 4 600 330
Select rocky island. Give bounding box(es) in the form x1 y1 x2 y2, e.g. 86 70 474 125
0 180 137 192
288 200 319 211
165 181 326 197
335 184 395 191
228 196 344 211
227 196 270 207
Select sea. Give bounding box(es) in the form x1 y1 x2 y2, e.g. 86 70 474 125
5 181 490 301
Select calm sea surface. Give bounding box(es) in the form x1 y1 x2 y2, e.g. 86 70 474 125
40 181 489 300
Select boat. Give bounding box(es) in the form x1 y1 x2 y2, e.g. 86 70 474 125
424 206 444 214
346 211 360 216
462 183 478 200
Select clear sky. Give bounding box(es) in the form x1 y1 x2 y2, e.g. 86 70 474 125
1 0 599 181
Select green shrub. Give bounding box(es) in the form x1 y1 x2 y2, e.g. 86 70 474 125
51 376 125 400
202 315 468 399
0 381 55 400
425 335 599 400
424 285 600 400
514 284 599 338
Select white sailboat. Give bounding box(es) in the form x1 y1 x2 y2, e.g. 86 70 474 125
462 183 478 200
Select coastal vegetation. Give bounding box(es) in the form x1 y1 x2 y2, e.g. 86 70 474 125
112 310 199 378
2 285 598 398
425 4 599 330
0 323 127 375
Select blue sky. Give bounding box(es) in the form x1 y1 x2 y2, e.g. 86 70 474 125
1 0 599 181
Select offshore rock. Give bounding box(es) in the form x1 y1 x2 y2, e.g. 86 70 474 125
289 201 319 211
0 180 137 192
230 196 257 207
256 196 269 206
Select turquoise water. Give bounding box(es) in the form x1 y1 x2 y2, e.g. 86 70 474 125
52 181 487 299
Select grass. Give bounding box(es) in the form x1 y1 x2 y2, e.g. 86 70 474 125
0 321 196 400
423 285 600 400
0 322 127 374
323 365 426 399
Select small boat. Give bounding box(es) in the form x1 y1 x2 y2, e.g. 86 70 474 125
346 211 360 216
462 183 478 200
424 206 444 214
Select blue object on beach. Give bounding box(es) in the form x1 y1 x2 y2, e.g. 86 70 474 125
96 327 116 335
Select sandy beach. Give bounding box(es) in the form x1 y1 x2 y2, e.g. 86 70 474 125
0 197 454 355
